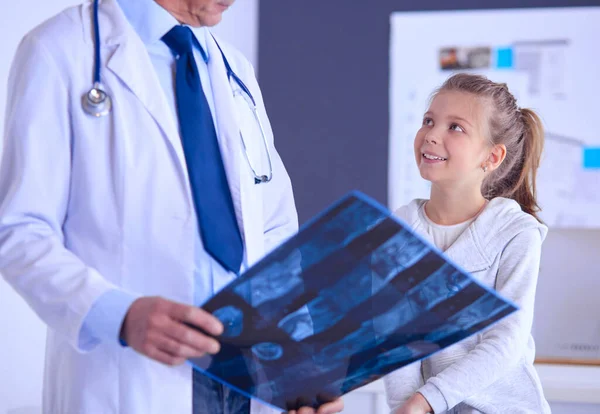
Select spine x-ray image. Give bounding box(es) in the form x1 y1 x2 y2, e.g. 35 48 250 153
189 192 517 411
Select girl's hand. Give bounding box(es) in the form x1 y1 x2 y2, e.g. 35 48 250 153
287 398 344 414
394 392 433 414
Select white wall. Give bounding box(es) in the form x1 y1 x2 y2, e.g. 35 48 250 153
0 1 257 414
0 2 80 413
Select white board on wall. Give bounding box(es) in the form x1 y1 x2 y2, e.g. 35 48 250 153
388 7 600 228
387 4 600 379
0 1 258 413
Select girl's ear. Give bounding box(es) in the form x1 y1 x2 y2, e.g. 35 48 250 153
485 144 506 172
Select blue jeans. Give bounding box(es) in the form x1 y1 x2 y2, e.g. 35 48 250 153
193 369 251 414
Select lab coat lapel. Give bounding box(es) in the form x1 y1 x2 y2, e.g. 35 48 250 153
102 1 191 191
205 35 246 240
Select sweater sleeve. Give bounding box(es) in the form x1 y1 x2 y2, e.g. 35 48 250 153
384 360 425 412
417 228 543 413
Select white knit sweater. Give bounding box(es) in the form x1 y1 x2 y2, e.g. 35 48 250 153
384 198 551 414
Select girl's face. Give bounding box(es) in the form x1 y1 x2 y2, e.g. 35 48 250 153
414 90 491 190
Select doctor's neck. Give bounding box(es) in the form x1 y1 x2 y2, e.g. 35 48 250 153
154 0 232 27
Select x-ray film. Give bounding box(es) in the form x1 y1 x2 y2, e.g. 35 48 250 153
189 191 518 411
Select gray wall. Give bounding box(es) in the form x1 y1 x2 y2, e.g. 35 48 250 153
258 0 600 224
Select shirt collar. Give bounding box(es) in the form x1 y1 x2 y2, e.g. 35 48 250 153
116 0 210 63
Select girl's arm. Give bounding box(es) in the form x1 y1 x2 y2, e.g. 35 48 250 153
384 360 425 412
416 228 543 413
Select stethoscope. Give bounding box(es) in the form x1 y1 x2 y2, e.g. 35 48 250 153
82 0 273 184
81 0 112 117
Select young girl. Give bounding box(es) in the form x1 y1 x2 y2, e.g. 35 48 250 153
385 73 551 414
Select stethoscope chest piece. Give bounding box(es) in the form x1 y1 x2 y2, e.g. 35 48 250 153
255 175 269 184
82 83 112 117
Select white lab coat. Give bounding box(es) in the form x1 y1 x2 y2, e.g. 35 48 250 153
0 0 297 413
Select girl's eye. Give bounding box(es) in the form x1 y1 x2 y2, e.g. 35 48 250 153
423 117 433 126
450 123 464 133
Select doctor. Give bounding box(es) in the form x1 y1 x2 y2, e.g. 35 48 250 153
0 0 343 413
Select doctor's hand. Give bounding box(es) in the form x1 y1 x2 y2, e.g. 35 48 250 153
120 297 224 366
287 398 344 414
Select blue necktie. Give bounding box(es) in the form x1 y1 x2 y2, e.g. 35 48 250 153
162 26 243 274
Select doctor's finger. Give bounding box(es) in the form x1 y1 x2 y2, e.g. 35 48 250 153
154 333 207 359
167 301 224 336
145 345 187 366
163 320 221 355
